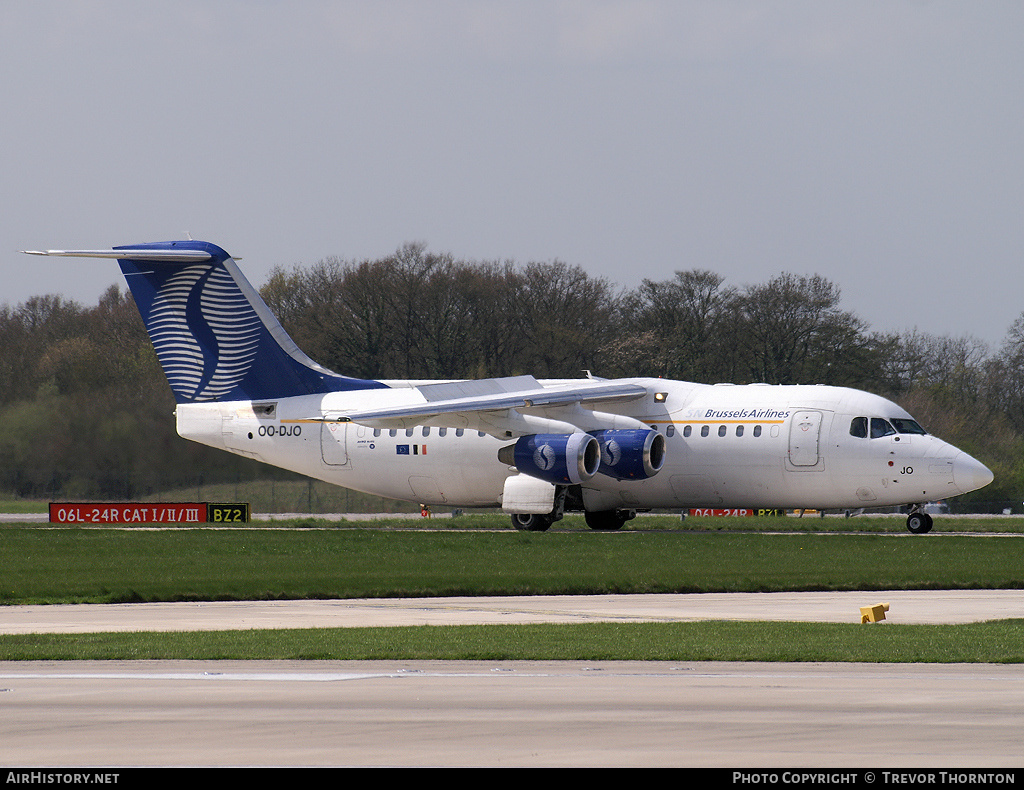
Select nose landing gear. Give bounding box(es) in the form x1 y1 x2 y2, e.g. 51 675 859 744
906 507 933 534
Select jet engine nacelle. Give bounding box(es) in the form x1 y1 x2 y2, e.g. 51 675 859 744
502 433 601 485
590 428 666 480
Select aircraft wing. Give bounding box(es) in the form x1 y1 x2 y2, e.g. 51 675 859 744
333 375 650 435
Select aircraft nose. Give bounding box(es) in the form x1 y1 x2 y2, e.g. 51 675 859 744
952 452 994 494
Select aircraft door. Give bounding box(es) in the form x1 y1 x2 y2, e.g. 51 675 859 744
788 410 823 468
321 420 349 466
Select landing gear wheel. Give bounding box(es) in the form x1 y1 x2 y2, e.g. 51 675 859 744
511 513 554 532
906 511 933 534
584 509 633 531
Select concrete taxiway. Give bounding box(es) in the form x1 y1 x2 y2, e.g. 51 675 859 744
1 590 1022 767
2 659 1022 767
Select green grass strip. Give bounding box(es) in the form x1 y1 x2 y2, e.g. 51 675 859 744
1 620 1022 662
3 527 1023 605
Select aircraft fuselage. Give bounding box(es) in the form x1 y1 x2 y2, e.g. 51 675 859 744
26 240 992 534
177 377 989 513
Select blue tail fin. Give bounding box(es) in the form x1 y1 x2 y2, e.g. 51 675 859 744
37 240 386 403
115 240 386 402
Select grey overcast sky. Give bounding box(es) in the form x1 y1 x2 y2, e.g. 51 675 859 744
4 1 1023 349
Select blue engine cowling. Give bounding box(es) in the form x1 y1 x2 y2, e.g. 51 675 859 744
511 433 601 485
590 429 666 480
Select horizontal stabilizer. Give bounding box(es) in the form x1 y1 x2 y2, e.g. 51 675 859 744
22 248 214 263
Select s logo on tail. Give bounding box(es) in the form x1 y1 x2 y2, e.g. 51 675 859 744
146 263 262 402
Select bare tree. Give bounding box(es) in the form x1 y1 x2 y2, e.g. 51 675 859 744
731 273 878 386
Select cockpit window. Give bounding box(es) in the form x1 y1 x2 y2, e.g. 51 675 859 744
870 418 896 438
891 418 927 435
852 416 925 439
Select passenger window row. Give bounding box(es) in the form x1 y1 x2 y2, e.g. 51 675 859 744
672 424 764 438
373 428 487 438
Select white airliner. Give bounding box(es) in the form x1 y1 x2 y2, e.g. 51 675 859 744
25 240 994 533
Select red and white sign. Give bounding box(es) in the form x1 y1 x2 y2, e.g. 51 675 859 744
49 503 208 524
688 508 785 517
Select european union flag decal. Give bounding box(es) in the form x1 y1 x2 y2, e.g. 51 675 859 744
396 445 410 455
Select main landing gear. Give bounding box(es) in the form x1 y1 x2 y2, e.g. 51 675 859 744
584 509 637 531
510 509 638 532
906 507 934 534
510 512 557 532
508 485 638 531
510 486 566 531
